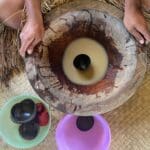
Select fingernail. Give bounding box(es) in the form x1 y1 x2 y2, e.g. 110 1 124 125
28 49 32 54
19 52 24 57
20 54 24 58
139 39 144 44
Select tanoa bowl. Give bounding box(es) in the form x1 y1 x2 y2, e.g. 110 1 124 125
25 4 146 115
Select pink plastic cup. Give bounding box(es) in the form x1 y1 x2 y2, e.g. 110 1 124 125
55 115 111 150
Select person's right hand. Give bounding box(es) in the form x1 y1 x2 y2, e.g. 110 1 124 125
19 18 44 57
123 7 150 44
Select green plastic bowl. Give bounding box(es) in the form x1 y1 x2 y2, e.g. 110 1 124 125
0 94 51 149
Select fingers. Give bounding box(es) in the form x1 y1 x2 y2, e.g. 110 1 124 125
136 25 150 43
27 38 41 55
19 24 44 57
19 35 34 57
130 28 145 44
123 14 150 44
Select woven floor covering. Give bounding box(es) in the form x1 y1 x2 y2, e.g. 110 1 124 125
0 71 150 150
0 0 150 149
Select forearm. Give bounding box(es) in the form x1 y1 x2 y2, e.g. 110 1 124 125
125 0 141 11
25 0 42 21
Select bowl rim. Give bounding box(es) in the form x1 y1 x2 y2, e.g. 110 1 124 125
25 8 147 115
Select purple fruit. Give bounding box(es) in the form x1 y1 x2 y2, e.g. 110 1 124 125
19 121 39 140
11 99 36 124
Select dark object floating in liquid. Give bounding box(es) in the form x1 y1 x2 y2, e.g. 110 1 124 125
76 116 94 131
73 54 91 71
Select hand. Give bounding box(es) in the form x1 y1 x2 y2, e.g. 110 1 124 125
19 19 44 57
123 8 150 44
143 0 150 12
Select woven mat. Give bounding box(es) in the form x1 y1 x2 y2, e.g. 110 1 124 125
0 0 150 149
0 73 150 150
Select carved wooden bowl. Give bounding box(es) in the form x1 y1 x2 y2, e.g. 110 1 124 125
25 7 146 115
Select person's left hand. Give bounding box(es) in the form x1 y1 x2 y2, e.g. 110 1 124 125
123 7 150 44
19 18 44 57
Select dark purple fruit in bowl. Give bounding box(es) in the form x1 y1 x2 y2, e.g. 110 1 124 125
19 120 39 140
11 99 36 124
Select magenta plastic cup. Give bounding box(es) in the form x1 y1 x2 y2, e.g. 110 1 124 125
55 115 111 150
